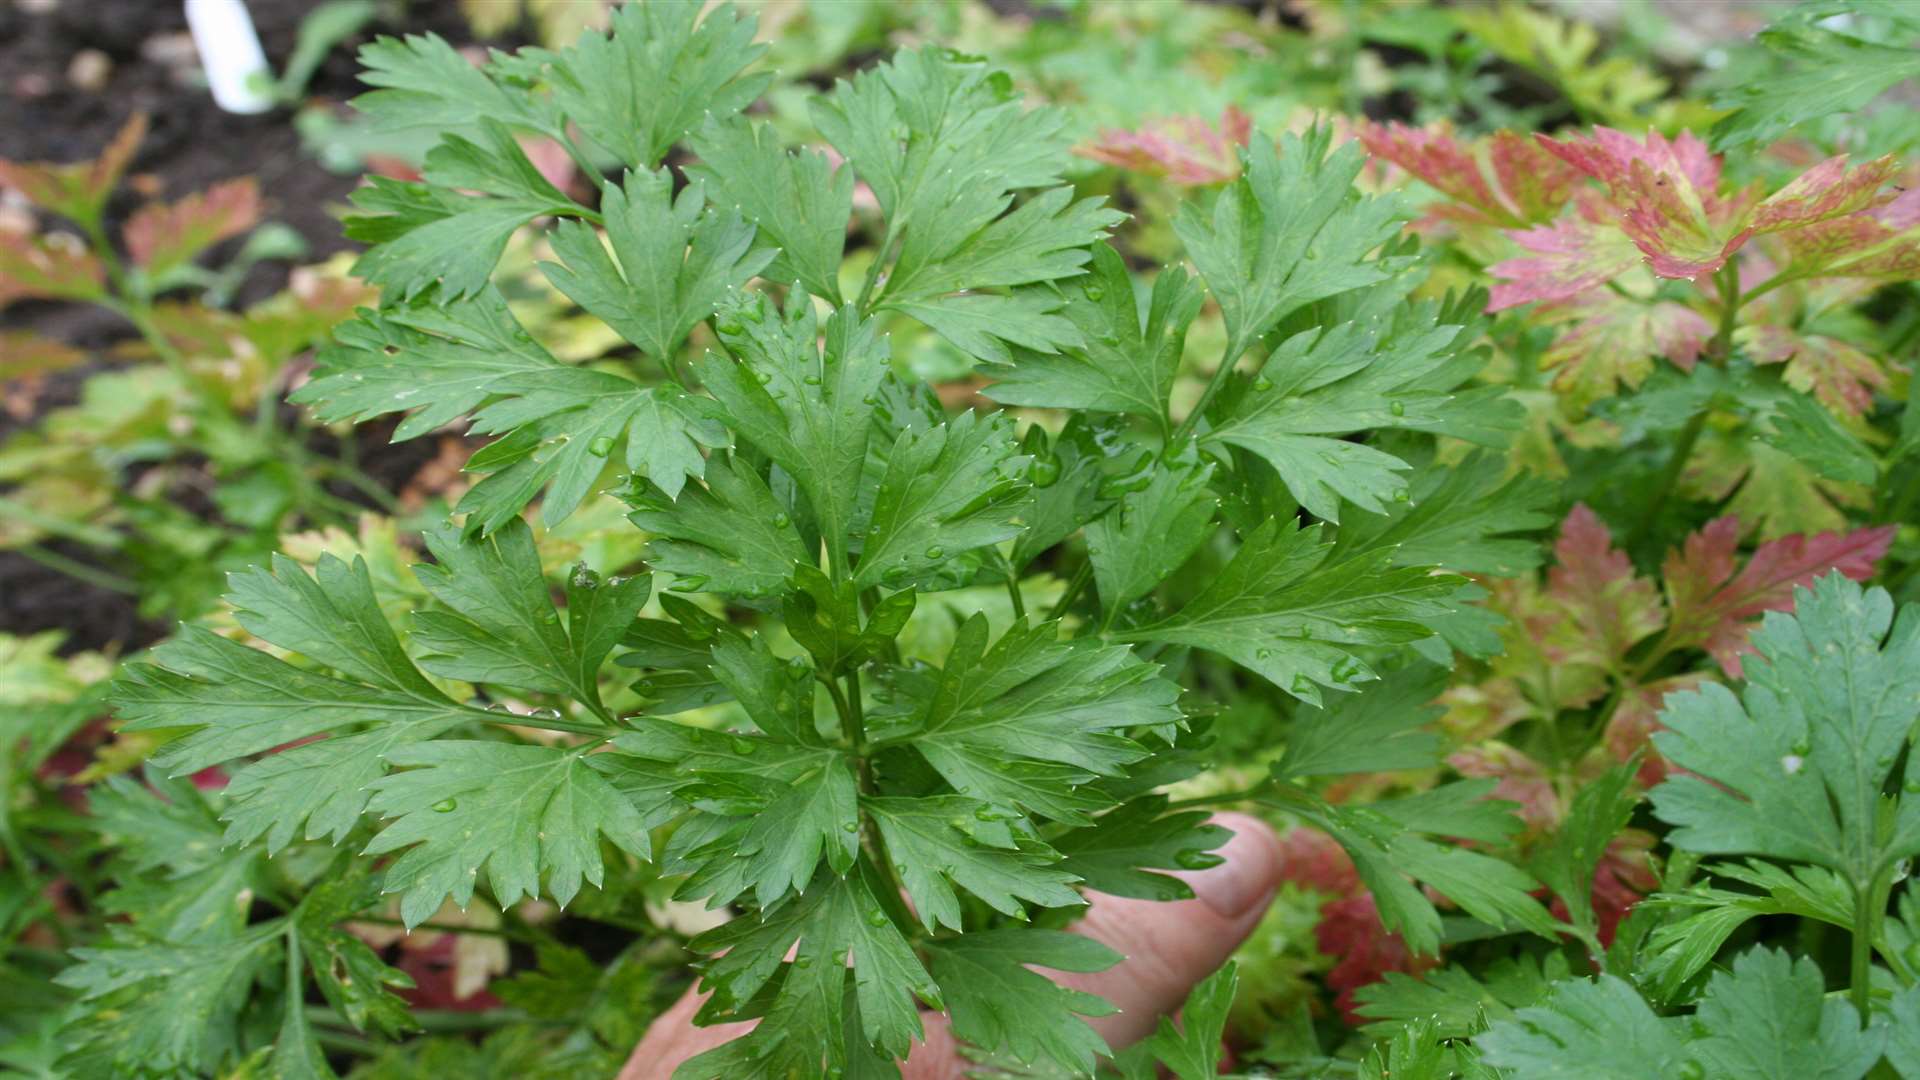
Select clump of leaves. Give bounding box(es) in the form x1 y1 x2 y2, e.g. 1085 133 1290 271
55 2 1596 1074
0 114 380 618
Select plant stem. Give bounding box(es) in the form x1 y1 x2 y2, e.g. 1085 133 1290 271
1709 261 1742 361
998 551 1026 620
1852 881 1876 1019
309 1005 545 1033
1168 335 1249 446
14 544 137 594
1628 398 1707 550
841 669 867 746
556 127 603 189
346 915 523 940
855 221 901 312
1046 560 1093 622
462 703 613 738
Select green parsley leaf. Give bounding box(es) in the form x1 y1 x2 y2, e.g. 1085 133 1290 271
1116 518 1461 705
544 0 768 171
1142 960 1237 1080
866 795 1084 931
627 453 812 598
1711 3 1920 150
688 116 854 303
1053 798 1231 902
1085 459 1217 622
697 293 890 573
363 741 656 924
851 410 1030 590
1650 574 1920 896
984 243 1205 420
878 616 1181 825
539 169 768 363
1174 126 1406 366
925 928 1120 1076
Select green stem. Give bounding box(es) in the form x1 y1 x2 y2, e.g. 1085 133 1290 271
1046 560 1093 623
842 670 867 746
1737 269 1798 310
1853 881 1877 1020
14 543 137 594
1710 261 1743 361
313 458 403 515
1628 405 1706 550
462 704 612 738
855 221 902 312
556 127 603 189
348 914 525 940
1168 335 1249 446
999 551 1026 620
0 495 123 548
309 1005 547 1033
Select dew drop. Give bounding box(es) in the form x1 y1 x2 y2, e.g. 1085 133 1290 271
1176 850 1223 870
587 435 615 458
793 955 814 969
772 511 791 528
1252 377 1272 392
1083 284 1105 301
432 798 457 813
730 736 757 755
841 820 859 833
924 545 944 559
866 909 890 928
1027 455 1061 488
1389 400 1405 417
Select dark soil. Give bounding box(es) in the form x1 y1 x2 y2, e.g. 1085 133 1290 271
0 0 496 654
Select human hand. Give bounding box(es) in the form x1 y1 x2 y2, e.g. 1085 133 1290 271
620 812 1284 1079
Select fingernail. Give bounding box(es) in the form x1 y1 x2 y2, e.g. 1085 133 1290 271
1186 814 1283 919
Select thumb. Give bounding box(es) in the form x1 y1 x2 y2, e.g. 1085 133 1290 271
1046 811 1284 1049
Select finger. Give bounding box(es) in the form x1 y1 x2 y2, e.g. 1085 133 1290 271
1048 811 1284 1048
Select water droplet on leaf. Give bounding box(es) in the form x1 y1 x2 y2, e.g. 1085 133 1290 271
432 798 457 813
586 435 614 458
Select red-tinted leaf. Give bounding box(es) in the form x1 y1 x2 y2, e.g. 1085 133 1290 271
1533 289 1711 408
1740 325 1891 416
0 229 106 308
0 113 145 226
1662 515 1893 676
1359 122 1579 229
1537 127 1751 279
1318 894 1431 1022
1486 191 1643 310
123 177 262 277
1078 107 1251 186
1751 154 1901 234
1779 186 1920 281
1601 674 1710 787
1546 832 1657 946
1275 826 1361 896
0 332 86 382
1543 504 1666 671
1447 743 1559 835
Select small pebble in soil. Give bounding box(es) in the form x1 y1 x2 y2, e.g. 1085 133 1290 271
67 47 111 91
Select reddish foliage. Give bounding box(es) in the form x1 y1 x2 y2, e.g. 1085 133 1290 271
1078 107 1252 186
1662 517 1894 677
